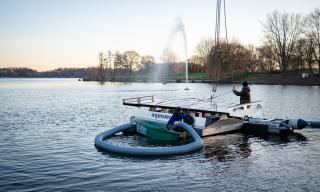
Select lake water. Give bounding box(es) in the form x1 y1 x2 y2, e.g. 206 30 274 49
1 78 320 192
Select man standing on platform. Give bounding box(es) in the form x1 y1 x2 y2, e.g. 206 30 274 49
233 81 251 104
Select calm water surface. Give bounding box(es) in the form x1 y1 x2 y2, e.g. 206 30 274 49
1 78 320 192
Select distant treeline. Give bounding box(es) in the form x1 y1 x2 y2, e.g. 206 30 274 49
96 8 320 82
207 8 320 79
0 67 98 78
3 8 320 81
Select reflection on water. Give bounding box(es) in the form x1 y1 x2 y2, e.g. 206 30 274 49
203 134 251 162
106 130 308 163
261 132 307 143
1 78 320 192
203 132 307 162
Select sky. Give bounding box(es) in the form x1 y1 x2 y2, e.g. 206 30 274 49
0 0 319 71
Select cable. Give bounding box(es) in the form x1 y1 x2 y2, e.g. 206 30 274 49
223 0 228 43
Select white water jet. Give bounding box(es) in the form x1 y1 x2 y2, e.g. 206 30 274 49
166 17 189 90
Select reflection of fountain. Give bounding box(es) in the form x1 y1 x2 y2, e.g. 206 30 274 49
166 17 189 90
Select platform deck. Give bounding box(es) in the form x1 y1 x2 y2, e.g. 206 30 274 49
123 96 233 116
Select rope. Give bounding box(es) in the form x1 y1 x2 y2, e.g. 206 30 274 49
212 90 233 99
182 99 209 108
155 97 203 106
212 0 221 94
151 89 234 111
212 0 228 95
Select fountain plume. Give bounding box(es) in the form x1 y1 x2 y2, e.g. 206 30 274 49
166 17 189 89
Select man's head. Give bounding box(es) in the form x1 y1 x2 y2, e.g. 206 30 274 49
242 81 248 87
174 107 182 114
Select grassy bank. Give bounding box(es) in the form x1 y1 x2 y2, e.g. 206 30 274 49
84 73 208 82
225 72 320 86
83 72 320 86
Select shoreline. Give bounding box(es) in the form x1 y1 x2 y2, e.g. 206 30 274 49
1 74 319 86
82 74 320 86
81 79 320 86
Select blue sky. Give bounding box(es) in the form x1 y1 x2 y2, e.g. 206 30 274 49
0 0 318 71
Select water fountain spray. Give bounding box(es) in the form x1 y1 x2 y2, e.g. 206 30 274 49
166 17 189 90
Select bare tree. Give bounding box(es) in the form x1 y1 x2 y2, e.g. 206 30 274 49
207 40 259 80
304 8 320 74
141 55 155 73
207 42 224 81
195 38 214 67
113 51 124 76
262 10 302 76
305 39 315 73
188 55 206 73
245 44 260 72
161 48 178 65
257 45 276 72
123 51 141 75
98 52 106 82
160 48 179 79
291 38 308 72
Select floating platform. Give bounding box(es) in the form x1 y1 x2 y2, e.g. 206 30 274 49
123 96 320 137
123 96 262 119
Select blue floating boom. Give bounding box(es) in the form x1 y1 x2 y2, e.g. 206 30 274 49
288 119 320 129
307 120 320 128
288 119 309 129
94 122 203 156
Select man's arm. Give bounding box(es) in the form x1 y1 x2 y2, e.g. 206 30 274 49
233 88 246 96
233 90 241 96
